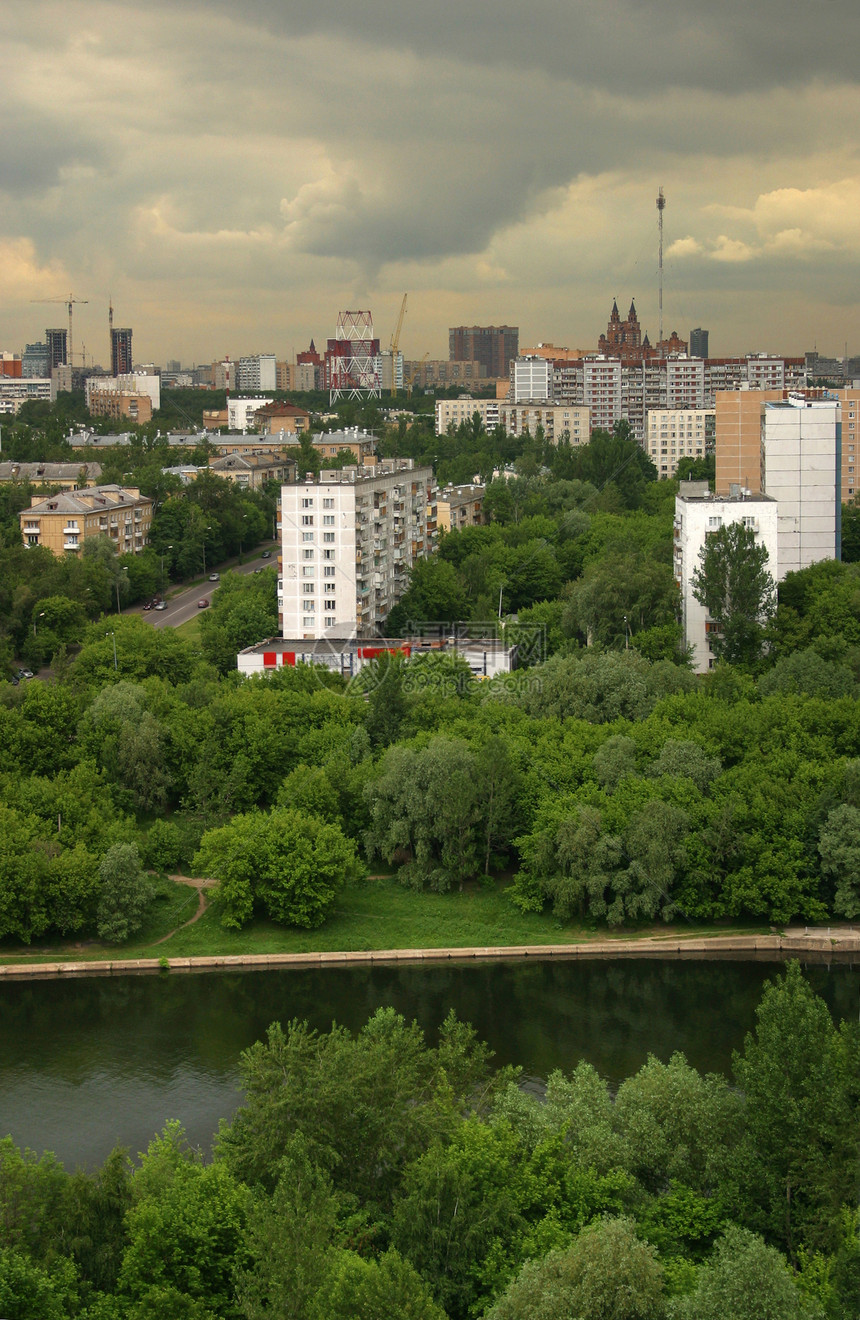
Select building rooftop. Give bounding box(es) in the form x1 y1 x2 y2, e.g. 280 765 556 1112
0 461 102 483
25 484 150 514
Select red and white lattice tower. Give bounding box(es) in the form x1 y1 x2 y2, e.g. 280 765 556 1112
326 310 381 404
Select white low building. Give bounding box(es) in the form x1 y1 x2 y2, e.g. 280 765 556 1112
237 635 517 679
674 481 779 673
228 397 272 432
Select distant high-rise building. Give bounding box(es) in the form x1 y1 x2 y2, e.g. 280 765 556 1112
689 328 709 358
111 327 133 377
22 343 48 377
449 326 519 378
45 328 68 371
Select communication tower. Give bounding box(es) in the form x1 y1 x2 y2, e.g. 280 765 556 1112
656 187 666 350
326 310 381 404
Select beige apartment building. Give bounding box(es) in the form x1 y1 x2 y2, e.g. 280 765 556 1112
647 409 715 478
19 485 152 555
837 389 860 502
210 452 297 490
497 403 589 444
436 484 485 533
714 390 784 494
0 461 102 490
87 389 153 424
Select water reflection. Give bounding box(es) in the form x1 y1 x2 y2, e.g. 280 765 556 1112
1 958 856 1168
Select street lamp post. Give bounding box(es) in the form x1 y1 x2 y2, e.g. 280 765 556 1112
160 545 173 593
33 611 46 637
115 565 129 615
106 631 117 671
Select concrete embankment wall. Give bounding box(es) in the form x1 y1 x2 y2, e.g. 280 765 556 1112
1 930 858 979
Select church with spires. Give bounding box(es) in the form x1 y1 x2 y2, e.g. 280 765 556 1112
598 299 687 361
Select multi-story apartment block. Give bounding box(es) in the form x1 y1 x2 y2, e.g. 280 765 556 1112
19 485 152 556
646 409 715 478
87 389 153 423
762 398 840 575
836 389 860 502
582 358 623 432
210 452 297 491
22 343 48 378
86 372 161 413
689 328 709 358
435 396 501 435
237 354 277 392
449 326 519 377
0 377 52 414
497 403 589 444
511 355 553 403
405 359 488 389
436 484 484 533
674 483 779 673
278 459 435 639
0 461 102 490
110 328 133 377
253 402 311 435
228 397 272 431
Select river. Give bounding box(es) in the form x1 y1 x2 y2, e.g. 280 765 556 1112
1 956 857 1168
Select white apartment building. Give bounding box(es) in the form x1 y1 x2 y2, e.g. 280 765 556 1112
435 396 500 435
647 408 715 478
279 459 435 640
0 377 51 414
228 397 272 432
762 398 840 575
497 403 589 444
674 483 779 673
511 355 553 403
237 354 276 392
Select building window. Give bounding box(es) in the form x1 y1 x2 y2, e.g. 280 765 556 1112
324 583 336 594
325 618 336 628
303 616 315 627
323 549 334 560
302 566 314 578
323 565 335 577
323 498 334 508
323 515 335 526
302 498 314 508
323 532 335 543
303 601 315 611
324 600 336 611
302 532 314 542
302 549 314 560
303 583 314 594
301 515 314 525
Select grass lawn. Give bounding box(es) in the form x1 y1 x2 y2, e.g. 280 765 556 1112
0 874 772 966
174 614 203 643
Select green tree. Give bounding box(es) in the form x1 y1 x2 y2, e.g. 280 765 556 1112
732 962 860 1257
818 804 860 918
96 843 155 943
486 1216 664 1320
194 808 361 929
692 521 776 668
669 1226 823 1320
311 1248 445 1320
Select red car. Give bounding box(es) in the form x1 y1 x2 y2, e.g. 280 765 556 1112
197 598 210 609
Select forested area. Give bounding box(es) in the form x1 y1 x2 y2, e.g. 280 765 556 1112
1 965 858 1318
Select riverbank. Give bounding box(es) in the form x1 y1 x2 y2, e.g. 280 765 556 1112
1 876 858 978
2 927 859 978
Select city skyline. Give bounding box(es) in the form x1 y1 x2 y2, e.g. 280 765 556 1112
3 1 860 365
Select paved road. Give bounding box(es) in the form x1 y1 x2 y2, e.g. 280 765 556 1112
140 551 277 629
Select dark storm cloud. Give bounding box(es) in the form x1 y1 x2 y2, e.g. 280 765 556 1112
160 0 860 94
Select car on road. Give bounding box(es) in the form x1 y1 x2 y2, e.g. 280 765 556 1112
197 598 210 609
17 668 34 679
261 550 271 558
209 573 219 581
154 601 168 611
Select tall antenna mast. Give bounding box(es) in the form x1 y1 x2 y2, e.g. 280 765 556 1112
656 187 665 351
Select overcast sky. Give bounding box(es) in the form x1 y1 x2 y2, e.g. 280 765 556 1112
3 0 860 367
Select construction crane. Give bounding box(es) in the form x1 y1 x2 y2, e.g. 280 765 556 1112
31 293 89 367
388 293 407 395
